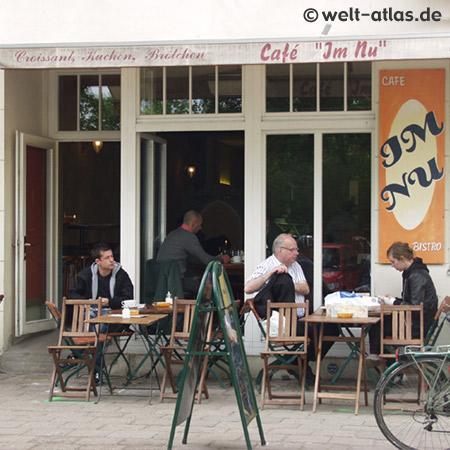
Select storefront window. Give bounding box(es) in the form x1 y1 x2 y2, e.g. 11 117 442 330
347 62 371 110
101 74 121 130
320 63 344 111
266 65 289 112
192 66 215 114
140 68 163 114
58 73 120 131
219 65 242 113
166 67 189 115
266 62 371 113
59 76 78 131
323 133 371 292
140 66 242 115
293 64 316 112
266 135 314 256
80 75 100 130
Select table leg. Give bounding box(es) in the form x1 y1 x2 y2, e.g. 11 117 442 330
312 322 324 413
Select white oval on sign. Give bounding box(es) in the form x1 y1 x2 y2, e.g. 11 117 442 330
385 99 437 230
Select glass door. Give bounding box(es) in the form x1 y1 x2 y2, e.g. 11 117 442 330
139 134 167 286
15 132 57 336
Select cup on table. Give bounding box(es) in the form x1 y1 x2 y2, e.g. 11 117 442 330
121 299 137 308
231 250 242 264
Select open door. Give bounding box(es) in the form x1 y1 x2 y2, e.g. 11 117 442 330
139 133 167 288
15 132 58 336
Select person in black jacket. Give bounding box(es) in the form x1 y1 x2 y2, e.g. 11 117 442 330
69 242 134 312
368 242 438 358
69 243 134 384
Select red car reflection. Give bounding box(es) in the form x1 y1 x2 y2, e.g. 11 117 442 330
322 243 361 292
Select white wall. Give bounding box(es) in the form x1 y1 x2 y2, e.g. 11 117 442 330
0 69 47 352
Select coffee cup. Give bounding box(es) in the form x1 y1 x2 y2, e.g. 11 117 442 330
121 299 137 308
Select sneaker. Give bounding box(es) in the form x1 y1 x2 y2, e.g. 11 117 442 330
366 354 381 368
58 353 77 369
94 372 101 386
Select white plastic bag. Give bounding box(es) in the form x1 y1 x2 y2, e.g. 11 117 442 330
261 311 285 337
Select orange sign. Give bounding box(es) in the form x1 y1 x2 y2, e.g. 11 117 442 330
379 69 445 263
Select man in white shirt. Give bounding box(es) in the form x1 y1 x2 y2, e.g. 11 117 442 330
245 233 309 319
245 233 337 383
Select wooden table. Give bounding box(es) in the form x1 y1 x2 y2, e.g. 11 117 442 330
303 308 380 414
87 313 168 402
223 263 244 301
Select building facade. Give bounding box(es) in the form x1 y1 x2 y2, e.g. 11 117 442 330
0 1 449 355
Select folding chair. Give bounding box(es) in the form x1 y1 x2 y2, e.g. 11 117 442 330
159 298 212 403
424 296 450 347
379 303 424 373
260 301 309 410
48 298 107 402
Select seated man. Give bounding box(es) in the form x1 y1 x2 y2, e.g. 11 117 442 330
157 210 230 297
245 233 336 382
69 242 134 384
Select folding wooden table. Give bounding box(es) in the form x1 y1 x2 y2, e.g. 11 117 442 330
303 309 380 414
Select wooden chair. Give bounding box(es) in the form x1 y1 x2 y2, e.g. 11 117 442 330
424 296 450 347
260 301 309 410
159 298 213 403
48 298 104 402
379 303 424 373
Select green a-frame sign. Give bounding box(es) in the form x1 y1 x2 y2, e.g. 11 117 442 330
167 261 266 449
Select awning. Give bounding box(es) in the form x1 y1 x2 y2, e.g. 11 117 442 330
1 0 449 69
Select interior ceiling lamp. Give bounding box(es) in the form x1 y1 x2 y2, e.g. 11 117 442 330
186 165 196 178
92 140 103 154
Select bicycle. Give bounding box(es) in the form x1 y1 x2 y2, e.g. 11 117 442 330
373 341 450 449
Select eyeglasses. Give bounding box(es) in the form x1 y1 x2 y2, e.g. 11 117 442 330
281 246 299 253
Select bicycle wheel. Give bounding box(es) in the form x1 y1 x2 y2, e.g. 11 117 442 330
374 355 450 450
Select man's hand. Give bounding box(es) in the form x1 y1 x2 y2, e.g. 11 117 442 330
272 265 288 275
99 297 109 307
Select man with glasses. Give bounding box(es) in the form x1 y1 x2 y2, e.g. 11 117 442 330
245 233 336 383
245 233 308 320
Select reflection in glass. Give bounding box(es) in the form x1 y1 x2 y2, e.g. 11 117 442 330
166 67 189 115
59 75 78 131
80 75 99 130
266 135 314 256
101 74 121 130
293 64 316 111
219 65 242 113
192 66 215 114
320 63 344 111
347 62 371 111
322 133 371 291
140 67 163 115
266 65 289 112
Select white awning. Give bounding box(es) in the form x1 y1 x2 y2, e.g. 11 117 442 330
0 0 449 69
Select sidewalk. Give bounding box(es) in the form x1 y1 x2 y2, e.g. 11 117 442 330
0 331 393 449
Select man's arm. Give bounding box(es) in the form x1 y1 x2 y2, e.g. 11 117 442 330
108 270 134 310
244 265 287 294
294 280 310 296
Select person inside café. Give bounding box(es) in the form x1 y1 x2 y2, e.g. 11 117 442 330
156 210 230 297
245 233 337 383
367 241 438 362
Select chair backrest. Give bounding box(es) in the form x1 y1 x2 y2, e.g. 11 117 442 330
245 297 267 339
169 297 213 346
144 259 184 303
380 303 424 350
425 295 450 346
265 301 309 350
45 300 62 326
58 298 102 346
